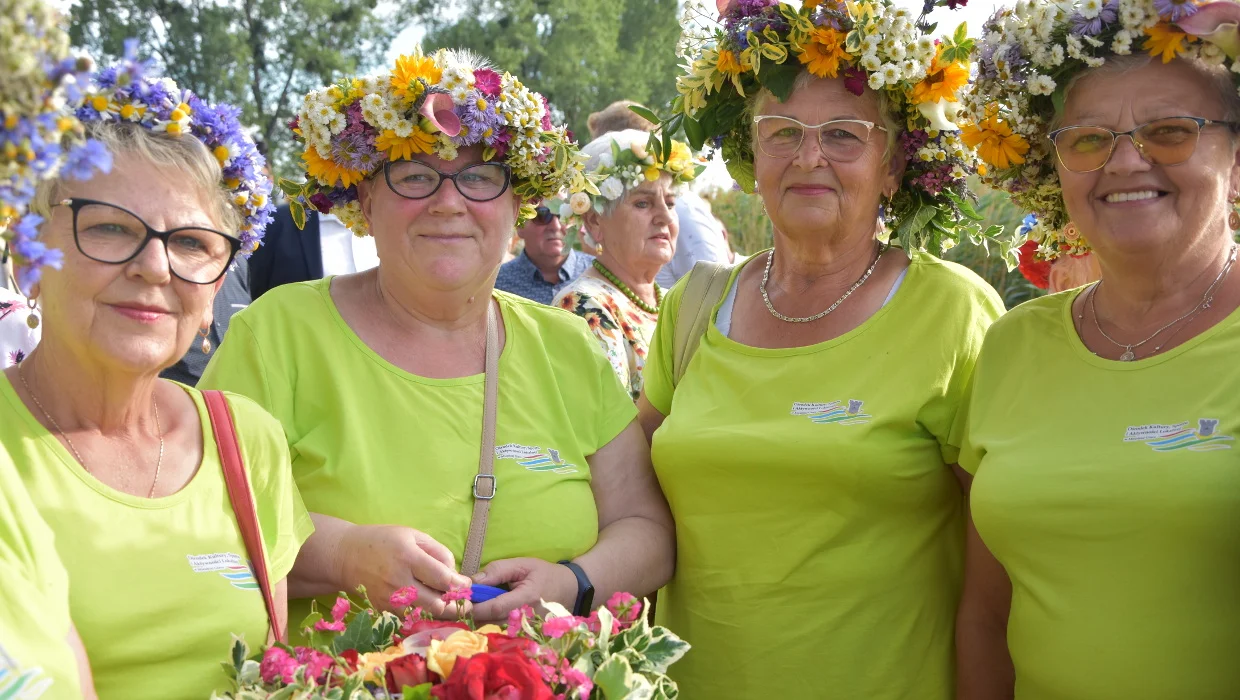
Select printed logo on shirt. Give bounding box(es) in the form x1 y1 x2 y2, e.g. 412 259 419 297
495 443 578 474
187 552 260 590
791 400 871 426
0 657 52 699
1123 419 1234 452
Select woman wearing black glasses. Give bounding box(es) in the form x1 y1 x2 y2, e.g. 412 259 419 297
958 7 1240 698
0 76 311 698
201 52 674 628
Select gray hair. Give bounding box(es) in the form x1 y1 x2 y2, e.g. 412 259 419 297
1051 53 1240 131
31 121 242 234
748 70 904 161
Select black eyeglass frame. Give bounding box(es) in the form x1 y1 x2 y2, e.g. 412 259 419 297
381 160 514 202
1047 116 1240 173
56 197 241 285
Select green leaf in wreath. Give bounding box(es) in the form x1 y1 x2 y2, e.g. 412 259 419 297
760 62 801 103
628 104 661 126
683 116 706 151
642 629 691 675
593 655 638 699
402 683 434 700
331 609 377 655
289 198 307 231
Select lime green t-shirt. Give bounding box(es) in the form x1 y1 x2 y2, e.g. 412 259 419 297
0 450 80 700
199 280 637 635
646 251 1003 699
957 290 1240 700
0 380 313 700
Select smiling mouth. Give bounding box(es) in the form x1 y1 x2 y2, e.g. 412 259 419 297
1103 190 1167 203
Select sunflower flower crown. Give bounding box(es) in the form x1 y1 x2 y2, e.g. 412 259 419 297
280 48 597 236
965 0 1240 262
1 0 112 292
74 49 275 255
658 0 1012 259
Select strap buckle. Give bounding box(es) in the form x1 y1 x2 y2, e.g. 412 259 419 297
473 474 496 500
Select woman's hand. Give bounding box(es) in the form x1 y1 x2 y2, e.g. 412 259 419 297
469 557 579 622
339 523 474 618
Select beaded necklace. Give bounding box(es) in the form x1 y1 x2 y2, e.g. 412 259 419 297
592 260 661 315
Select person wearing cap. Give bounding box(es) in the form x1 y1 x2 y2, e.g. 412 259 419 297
200 48 674 631
0 57 310 699
495 202 594 304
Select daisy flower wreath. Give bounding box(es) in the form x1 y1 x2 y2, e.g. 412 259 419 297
279 48 597 237
649 0 1014 260
965 0 1240 261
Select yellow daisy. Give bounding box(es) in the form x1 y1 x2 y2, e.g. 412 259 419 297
391 53 443 105
797 27 852 79
960 115 1030 171
909 49 970 105
375 127 437 161
303 146 366 189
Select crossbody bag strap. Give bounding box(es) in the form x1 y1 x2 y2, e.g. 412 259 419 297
203 389 284 644
672 260 733 388
461 301 500 577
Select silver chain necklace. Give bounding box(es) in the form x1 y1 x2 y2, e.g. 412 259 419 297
1086 243 1238 361
18 364 165 498
761 241 886 324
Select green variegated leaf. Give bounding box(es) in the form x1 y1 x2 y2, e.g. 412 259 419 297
289 198 306 230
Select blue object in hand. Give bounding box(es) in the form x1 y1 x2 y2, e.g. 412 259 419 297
470 584 508 603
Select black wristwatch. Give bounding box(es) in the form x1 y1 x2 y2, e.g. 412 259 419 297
558 560 595 616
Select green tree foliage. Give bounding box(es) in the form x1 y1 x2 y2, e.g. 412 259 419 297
69 0 413 175
418 0 681 140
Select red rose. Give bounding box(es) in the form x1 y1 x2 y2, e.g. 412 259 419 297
484 633 538 656
386 653 431 692
1017 239 1051 290
430 651 554 700
406 620 471 636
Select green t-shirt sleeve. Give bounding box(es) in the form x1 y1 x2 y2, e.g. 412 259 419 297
199 314 281 419
921 274 1005 465
641 272 686 416
225 392 314 582
949 370 984 475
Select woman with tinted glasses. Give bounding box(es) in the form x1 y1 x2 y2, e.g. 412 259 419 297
957 4 1240 698
495 201 594 304
0 64 312 699
553 129 693 401
201 50 674 627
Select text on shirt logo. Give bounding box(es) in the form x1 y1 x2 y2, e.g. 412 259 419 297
1123 419 1233 452
187 552 260 590
791 400 871 426
495 443 578 474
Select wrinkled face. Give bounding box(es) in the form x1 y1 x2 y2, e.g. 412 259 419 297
358 145 521 292
752 76 901 242
517 209 566 265
591 175 679 269
34 151 225 373
1056 59 1240 259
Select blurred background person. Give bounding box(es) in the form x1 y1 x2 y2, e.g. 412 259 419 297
496 201 593 304
248 204 379 300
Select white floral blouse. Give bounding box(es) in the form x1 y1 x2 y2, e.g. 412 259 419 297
0 286 38 368
553 272 660 402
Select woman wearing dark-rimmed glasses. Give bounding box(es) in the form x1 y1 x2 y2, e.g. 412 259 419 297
0 116 311 698
495 198 595 305
201 140 674 627
956 44 1240 698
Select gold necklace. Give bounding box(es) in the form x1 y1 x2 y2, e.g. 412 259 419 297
18 364 165 498
761 241 886 324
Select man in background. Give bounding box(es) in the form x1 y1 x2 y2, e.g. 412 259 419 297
586 100 732 288
495 203 593 304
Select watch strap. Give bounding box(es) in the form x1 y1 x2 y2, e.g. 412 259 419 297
558 559 594 616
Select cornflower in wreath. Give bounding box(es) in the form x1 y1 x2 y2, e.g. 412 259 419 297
556 129 706 233
279 47 598 237
964 0 1240 262
1 0 112 293
649 0 1015 259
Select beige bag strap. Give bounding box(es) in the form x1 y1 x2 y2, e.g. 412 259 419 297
461 301 500 577
671 261 733 387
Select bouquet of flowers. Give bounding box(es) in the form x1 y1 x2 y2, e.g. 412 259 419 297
214 587 688 700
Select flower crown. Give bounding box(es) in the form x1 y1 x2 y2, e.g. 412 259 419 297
74 48 274 255
966 0 1240 262
279 47 597 236
657 0 1011 259
2 0 112 293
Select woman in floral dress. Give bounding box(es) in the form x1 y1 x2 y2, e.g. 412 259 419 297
554 129 701 400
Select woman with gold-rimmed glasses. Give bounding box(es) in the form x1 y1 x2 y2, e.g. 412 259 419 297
958 2 1240 696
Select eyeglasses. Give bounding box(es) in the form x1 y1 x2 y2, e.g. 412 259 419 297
533 206 559 225
1047 116 1240 173
383 160 512 202
56 198 240 284
752 115 888 161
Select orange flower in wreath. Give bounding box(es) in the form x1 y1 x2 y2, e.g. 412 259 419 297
909 49 970 105
798 27 852 79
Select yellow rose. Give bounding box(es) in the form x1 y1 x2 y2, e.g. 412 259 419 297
427 630 489 678
357 646 406 683
569 191 592 215
643 165 661 182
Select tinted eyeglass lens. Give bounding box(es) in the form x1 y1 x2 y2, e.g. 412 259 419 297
74 202 234 283
534 207 556 224
756 117 872 161
1054 117 1203 172
387 161 510 201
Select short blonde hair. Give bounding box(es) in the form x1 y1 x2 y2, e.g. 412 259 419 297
31 121 242 233
587 100 655 140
